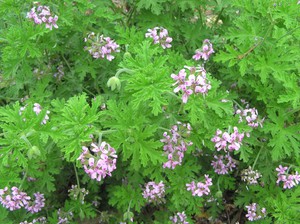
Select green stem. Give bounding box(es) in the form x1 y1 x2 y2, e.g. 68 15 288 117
95 130 117 135
127 199 132 212
73 163 80 188
158 127 170 131
62 54 72 74
227 126 232 134
233 99 244 110
177 102 184 115
83 87 96 97
252 147 262 170
276 26 300 42
115 68 134 78
166 91 179 99
20 135 33 148
19 169 28 189
98 133 103 146
213 7 224 26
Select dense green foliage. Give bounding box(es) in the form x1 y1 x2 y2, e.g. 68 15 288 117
0 0 299 223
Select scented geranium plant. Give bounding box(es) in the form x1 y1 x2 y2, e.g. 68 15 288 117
0 0 299 223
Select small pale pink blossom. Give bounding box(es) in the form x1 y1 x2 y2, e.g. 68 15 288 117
142 181 165 204
77 142 117 181
186 175 213 197
27 4 58 30
192 39 214 61
84 33 119 61
245 203 266 221
145 27 172 49
171 66 211 103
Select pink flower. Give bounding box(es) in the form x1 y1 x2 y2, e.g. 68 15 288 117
142 181 165 204
245 203 266 221
170 211 189 224
78 142 117 181
211 127 244 152
84 33 119 61
145 27 172 49
161 122 192 169
171 66 211 103
27 4 58 30
186 175 212 197
192 39 214 61
276 165 300 189
211 154 236 174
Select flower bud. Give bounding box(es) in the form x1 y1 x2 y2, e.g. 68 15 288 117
215 190 223 198
27 146 41 159
123 52 132 60
107 76 121 91
123 211 134 222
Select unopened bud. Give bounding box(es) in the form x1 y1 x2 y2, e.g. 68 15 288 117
27 146 41 159
107 76 121 91
123 52 132 60
215 190 223 198
123 211 134 222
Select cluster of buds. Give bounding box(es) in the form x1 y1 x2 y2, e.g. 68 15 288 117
171 66 211 103
276 165 300 189
142 181 165 204
57 208 74 224
0 186 45 213
241 166 262 185
170 211 189 224
53 64 64 80
211 154 236 175
77 141 117 182
211 127 245 152
192 39 214 61
33 103 50 124
161 122 192 169
20 217 47 224
145 27 172 49
26 4 58 30
236 107 264 128
68 185 89 204
186 175 213 197
84 32 120 61
245 203 267 221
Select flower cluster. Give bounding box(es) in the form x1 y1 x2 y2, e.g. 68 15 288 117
241 166 262 185
170 211 189 224
84 32 120 61
211 154 236 174
211 127 245 152
57 208 74 224
25 192 45 214
0 186 45 213
171 66 211 103
68 185 89 204
276 165 300 189
186 175 213 197
20 217 47 224
33 103 50 124
161 122 192 169
192 39 214 61
236 107 264 128
142 181 165 204
245 203 267 221
27 4 58 30
145 27 172 49
77 141 118 182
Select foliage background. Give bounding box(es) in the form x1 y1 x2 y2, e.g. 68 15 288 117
0 0 299 223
